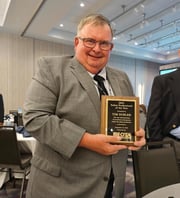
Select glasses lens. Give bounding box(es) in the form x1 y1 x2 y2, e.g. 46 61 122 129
79 37 112 50
100 41 112 50
83 38 96 48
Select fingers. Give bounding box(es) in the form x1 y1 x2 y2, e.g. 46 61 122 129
128 128 146 150
103 135 128 155
135 128 145 137
105 135 121 142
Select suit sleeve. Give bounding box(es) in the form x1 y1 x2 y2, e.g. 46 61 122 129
147 76 164 141
23 57 85 159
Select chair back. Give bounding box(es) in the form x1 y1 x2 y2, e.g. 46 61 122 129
0 126 22 166
132 141 180 198
0 94 4 124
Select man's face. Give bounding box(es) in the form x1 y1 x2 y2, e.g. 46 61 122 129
74 23 113 74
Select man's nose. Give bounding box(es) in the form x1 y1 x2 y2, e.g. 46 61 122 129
92 42 101 51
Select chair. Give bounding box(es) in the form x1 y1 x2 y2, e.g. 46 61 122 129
132 141 180 198
0 94 4 124
0 126 32 198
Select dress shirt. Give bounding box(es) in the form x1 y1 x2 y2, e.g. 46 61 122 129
88 68 114 96
170 126 180 139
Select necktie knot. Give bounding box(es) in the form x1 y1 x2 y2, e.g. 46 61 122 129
93 74 108 97
93 74 105 83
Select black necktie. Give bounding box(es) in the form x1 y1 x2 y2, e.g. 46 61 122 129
93 74 113 194
93 74 108 98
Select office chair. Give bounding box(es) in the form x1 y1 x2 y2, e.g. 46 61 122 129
132 141 180 198
0 126 32 198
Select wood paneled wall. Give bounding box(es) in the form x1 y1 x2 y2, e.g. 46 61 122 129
0 32 160 114
0 32 74 114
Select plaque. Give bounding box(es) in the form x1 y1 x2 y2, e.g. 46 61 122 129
101 96 139 145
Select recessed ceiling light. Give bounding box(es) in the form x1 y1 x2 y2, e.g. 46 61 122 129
59 23 64 27
80 2 85 7
113 36 117 40
134 41 138 46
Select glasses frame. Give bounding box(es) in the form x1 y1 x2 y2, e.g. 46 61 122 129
78 37 113 51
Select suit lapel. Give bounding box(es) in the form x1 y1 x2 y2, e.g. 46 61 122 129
106 68 123 96
70 58 101 115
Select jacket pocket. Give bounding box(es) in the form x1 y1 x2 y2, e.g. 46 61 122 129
31 155 61 177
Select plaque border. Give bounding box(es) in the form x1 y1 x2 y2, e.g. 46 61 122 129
100 96 139 145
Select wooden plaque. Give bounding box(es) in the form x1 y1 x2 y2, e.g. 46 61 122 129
101 96 139 145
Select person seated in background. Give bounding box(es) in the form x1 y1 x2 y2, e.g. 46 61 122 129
0 93 4 125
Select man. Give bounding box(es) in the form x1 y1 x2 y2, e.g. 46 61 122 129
0 94 4 125
147 68 180 168
23 14 145 198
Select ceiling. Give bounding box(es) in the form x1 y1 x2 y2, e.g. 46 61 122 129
1 0 180 64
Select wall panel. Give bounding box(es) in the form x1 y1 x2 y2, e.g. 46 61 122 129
34 39 74 73
7 34 34 112
0 32 9 112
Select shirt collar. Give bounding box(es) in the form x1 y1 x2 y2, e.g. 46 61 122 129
88 67 107 80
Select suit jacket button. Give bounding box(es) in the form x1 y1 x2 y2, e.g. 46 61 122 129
172 124 176 128
103 176 109 181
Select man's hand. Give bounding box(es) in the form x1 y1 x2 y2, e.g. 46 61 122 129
128 128 146 151
79 133 127 155
79 128 146 155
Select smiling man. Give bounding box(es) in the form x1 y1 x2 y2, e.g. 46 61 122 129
23 14 145 198
74 17 113 74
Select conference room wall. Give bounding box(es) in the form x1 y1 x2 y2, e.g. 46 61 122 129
0 32 74 114
0 31 160 114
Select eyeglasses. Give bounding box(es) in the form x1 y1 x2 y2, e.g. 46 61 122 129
78 37 113 51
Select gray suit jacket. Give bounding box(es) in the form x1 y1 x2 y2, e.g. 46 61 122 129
23 55 134 198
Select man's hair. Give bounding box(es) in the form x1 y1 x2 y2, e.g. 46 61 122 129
77 14 113 37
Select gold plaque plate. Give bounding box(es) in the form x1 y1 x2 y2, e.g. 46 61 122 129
101 96 139 145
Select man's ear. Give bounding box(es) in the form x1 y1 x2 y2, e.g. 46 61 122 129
110 43 114 51
74 37 79 47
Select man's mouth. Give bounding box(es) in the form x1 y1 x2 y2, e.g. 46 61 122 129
89 53 102 59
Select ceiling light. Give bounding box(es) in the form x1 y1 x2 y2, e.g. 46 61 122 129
80 2 85 7
0 0 11 26
59 23 64 27
140 4 145 9
129 34 133 40
140 13 149 29
134 3 145 14
134 41 138 46
134 7 139 13
121 5 126 13
113 36 117 40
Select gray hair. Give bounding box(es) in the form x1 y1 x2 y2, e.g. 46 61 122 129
77 14 113 37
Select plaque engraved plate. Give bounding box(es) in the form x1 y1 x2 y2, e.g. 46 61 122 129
101 96 139 145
